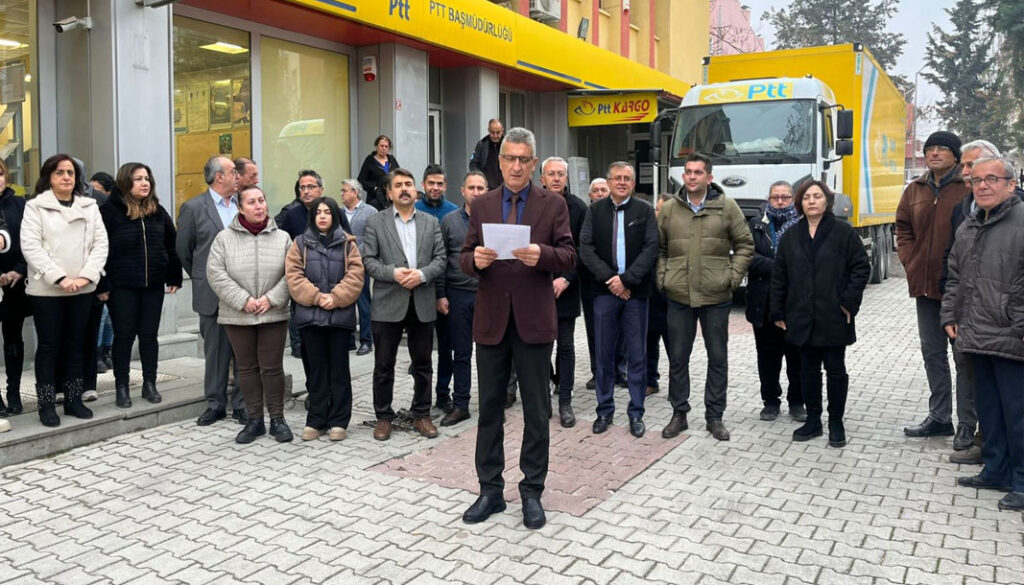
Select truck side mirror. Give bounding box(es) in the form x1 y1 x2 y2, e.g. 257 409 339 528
837 110 854 140
836 139 854 156
649 120 662 163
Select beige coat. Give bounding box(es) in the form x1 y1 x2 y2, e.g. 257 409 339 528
207 216 291 326
21 190 108 297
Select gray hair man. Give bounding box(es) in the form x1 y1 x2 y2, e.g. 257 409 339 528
341 178 376 356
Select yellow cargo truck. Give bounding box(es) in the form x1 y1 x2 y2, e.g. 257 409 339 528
650 43 906 283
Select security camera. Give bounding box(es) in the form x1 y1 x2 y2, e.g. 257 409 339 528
53 16 93 33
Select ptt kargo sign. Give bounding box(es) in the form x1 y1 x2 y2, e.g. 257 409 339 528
568 93 658 127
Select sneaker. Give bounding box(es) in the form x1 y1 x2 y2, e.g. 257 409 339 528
82 390 98 402
0 419 10 433
759 404 780 421
301 426 324 441
328 427 348 441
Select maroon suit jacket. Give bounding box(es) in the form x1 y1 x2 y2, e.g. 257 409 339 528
459 183 576 345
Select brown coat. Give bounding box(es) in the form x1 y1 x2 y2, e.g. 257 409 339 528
895 169 970 299
459 183 576 345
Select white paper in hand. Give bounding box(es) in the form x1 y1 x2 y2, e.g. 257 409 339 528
482 223 531 260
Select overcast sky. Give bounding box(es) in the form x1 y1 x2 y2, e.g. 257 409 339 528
744 0 958 136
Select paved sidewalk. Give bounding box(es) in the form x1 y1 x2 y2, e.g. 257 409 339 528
0 276 1022 584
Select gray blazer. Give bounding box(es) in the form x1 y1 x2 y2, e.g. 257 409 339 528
176 190 232 317
362 208 446 323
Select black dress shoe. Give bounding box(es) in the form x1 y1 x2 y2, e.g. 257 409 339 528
789 404 807 422
759 405 780 421
115 385 132 409
706 419 730 441
197 408 226 426
440 408 471 427
356 343 373 356
585 377 596 390
998 491 1024 511
463 495 506 524
958 474 1012 492
559 403 576 428
629 417 646 438
232 409 250 425
662 410 688 438
522 497 546 529
435 394 454 414
904 417 955 437
592 415 612 434
141 381 162 404
953 424 975 451
235 418 266 444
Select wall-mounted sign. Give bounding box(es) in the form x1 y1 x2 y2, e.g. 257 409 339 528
568 93 658 127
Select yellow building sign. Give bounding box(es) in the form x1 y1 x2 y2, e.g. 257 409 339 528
568 93 658 127
284 0 691 97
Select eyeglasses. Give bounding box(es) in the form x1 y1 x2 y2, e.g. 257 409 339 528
499 154 534 165
769 195 793 201
967 175 1013 187
298 184 322 192
609 176 634 183
924 145 952 154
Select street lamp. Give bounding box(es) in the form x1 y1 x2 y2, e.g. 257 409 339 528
911 64 926 157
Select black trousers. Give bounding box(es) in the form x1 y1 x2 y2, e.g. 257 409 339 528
371 302 433 420
550 317 576 404
31 294 93 388
753 321 803 408
475 317 552 499
800 345 848 421
2 316 25 395
300 326 353 429
107 284 165 387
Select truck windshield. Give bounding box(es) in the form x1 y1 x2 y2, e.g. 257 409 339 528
671 100 815 164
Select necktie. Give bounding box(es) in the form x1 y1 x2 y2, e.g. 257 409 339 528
507 194 519 225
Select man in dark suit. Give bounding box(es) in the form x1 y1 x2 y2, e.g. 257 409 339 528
579 162 659 438
176 155 246 425
459 127 576 530
362 168 447 441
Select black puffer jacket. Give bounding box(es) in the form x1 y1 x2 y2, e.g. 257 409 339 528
0 187 27 276
99 190 183 290
769 213 870 347
745 213 776 327
941 196 1024 362
357 153 399 211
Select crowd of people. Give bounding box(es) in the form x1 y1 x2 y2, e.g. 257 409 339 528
0 124 1020 522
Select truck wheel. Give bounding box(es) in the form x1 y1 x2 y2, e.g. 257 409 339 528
868 225 884 285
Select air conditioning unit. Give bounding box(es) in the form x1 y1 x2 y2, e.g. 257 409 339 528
530 0 561 23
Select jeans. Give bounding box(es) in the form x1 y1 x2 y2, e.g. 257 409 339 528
916 297 969 425
594 295 648 419
96 305 114 346
107 284 165 387
447 288 475 412
300 326 353 429
970 353 1024 492
224 321 288 419
475 317 552 499
666 300 730 421
371 303 434 420
753 320 803 408
799 345 847 421
30 294 93 388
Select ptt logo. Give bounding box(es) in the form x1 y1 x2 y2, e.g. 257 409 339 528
697 83 792 104
573 101 595 116
698 86 744 103
390 0 410 20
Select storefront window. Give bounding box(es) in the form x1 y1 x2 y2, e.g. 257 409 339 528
0 0 39 194
260 36 349 212
171 16 251 215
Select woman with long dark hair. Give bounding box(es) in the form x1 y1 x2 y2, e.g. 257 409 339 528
769 180 869 448
99 162 183 408
0 159 29 420
357 135 399 211
21 154 108 427
285 196 363 441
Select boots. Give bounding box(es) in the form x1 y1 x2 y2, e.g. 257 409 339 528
269 417 294 443
115 384 132 409
828 419 847 448
4 390 22 415
792 417 823 441
37 383 60 427
63 379 94 420
141 381 162 404
235 417 266 444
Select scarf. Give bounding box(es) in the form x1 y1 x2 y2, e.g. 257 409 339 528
765 204 799 251
238 214 268 236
